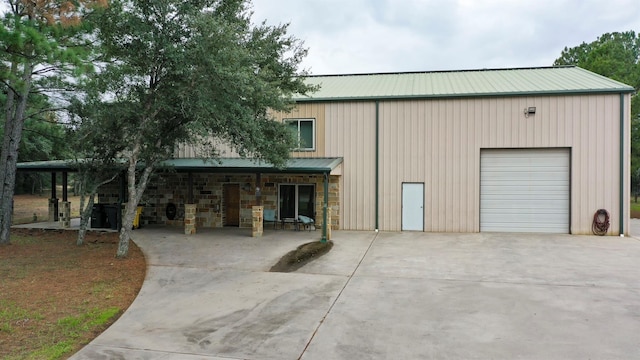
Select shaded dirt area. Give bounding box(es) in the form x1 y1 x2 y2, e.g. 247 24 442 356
11 194 81 225
0 228 146 359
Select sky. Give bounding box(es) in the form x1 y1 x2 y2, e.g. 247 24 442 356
251 0 640 75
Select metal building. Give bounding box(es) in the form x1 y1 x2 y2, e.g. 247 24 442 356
257 66 634 235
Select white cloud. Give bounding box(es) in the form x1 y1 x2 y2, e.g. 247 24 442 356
251 0 640 74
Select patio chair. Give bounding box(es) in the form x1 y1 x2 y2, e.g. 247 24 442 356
298 215 315 231
264 209 277 229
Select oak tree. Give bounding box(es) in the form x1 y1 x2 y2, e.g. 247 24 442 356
87 0 315 257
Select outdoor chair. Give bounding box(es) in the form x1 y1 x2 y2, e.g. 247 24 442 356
298 215 315 231
264 209 277 229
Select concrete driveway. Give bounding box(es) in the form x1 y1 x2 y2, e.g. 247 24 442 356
70 224 640 359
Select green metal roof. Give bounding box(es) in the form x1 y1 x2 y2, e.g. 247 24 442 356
295 66 635 102
16 157 343 174
158 157 343 173
16 159 77 171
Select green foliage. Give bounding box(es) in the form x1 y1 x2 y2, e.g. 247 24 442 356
554 31 640 90
0 91 72 193
554 31 640 192
84 0 315 168
70 0 316 257
0 1 106 243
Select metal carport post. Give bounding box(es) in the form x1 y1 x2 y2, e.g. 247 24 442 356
322 172 328 243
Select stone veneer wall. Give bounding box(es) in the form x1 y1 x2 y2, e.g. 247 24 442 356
98 173 340 230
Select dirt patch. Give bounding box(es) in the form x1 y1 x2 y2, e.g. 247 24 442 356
0 228 146 359
11 194 81 225
270 240 334 273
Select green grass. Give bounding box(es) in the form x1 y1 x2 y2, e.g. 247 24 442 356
57 307 120 336
0 300 44 334
1 303 120 360
631 199 640 219
31 307 120 360
27 341 74 360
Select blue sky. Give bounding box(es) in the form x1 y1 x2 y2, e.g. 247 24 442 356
252 0 640 75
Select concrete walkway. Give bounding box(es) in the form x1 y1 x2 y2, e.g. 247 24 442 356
69 224 640 359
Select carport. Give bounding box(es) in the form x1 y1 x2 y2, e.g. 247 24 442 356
16 157 343 241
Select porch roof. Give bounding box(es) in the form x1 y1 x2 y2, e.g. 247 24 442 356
160 157 343 174
16 157 344 174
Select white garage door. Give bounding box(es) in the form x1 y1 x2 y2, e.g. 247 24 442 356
480 149 570 233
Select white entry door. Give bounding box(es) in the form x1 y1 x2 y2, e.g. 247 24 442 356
402 183 424 231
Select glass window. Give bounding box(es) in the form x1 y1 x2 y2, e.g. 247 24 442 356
279 185 296 219
278 184 315 220
285 118 315 151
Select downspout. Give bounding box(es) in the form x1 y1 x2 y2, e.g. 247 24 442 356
620 93 625 236
375 100 380 231
322 172 328 243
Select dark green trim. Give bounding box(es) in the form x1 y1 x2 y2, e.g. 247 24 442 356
16 157 344 174
294 88 635 103
158 167 335 174
620 93 625 235
322 172 328 243
375 100 380 231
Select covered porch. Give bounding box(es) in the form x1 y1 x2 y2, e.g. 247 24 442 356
17 157 343 241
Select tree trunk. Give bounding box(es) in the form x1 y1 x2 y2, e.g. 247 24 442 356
77 191 95 246
0 61 34 245
116 157 155 258
77 170 120 246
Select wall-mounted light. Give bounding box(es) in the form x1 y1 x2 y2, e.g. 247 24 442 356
524 107 536 118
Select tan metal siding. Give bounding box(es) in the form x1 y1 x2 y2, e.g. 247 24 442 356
270 103 326 158
176 103 326 159
175 139 240 158
377 94 627 234
324 102 376 230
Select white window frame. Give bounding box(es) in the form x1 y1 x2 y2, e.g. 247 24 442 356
284 118 316 151
277 183 316 220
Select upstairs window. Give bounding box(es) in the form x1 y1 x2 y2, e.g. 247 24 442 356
285 118 315 151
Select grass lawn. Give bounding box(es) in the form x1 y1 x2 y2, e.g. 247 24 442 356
631 199 640 219
1 195 146 359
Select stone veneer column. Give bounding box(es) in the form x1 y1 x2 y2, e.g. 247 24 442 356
184 204 197 235
59 201 71 228
49 198 59 222
252 206 263 237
